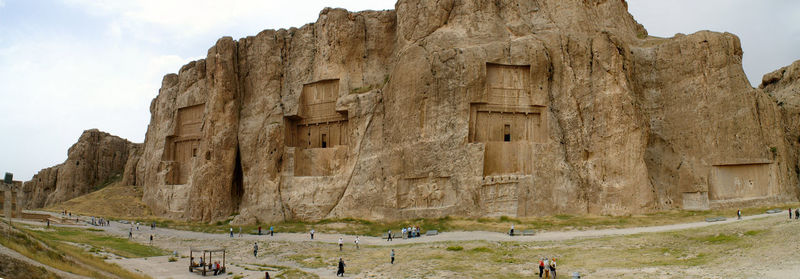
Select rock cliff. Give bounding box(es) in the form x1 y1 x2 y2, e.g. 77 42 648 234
23 129 140 208
126 0 799 223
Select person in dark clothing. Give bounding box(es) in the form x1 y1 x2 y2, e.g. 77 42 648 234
253 242 259 258
391 249 395 264
387 230 392 241
336 258 346 277
258 226 262 235
265 271 270 279
795 209 799 219
538 258 544 278
737 209 742 220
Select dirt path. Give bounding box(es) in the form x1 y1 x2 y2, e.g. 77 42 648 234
36 211 775 246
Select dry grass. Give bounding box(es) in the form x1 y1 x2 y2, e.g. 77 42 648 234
43 182 153 220
254 215 798 278
0 221 152 279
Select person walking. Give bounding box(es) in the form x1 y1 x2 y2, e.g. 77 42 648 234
128 230 132 240
354 236 360 250
737 209 742 220
391 249 395 264
387 230 392 241
270 226 274 236
339 237 344 251
149 235 153 245
510 224 515 236
310 229 315 240
795 208 799 219
253 242 259 258
230 227 234 238
549 258 557 278
258 226 262 235
336 258 346 277
265 271 270 279
538 258 544 278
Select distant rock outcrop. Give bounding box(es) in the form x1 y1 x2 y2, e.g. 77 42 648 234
23 129 140 208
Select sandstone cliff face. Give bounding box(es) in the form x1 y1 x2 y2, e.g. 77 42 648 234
23 129 140 208
137 0 799 223
761 59 800 199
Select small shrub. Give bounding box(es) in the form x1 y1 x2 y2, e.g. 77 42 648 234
168 256 178 262
446 246 463 251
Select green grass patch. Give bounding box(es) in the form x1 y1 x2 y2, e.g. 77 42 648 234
744 229 766 236
24 226 167 258
692 233 739 244
446 246 463 251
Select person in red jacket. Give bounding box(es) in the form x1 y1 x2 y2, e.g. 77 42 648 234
538 258 544 278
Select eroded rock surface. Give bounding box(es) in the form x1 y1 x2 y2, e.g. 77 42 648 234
23 129 140 208
125 0 800 223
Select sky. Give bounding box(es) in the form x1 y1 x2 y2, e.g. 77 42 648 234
0 1 798 181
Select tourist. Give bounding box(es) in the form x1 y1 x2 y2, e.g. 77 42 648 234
549 257 557 278
408 226 412 238
253 242 258 257
336 258 346 277
538 258 544 278
354 236 360 249
265 271 270 279
149 234 153 245
339 237 343 251
737 209 742 220
258 226 262 235
387 230 392 241
391 249 395 264
213 261 220 275
200 257 205 267
230 227 234 238
795 208 799 219
510 224 515 236
402 227 407 239
270 226 274 236
136 222 140 231
543 257 550 279
310 229 315 240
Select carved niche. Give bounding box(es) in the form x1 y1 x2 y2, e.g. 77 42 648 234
469 63 547 176
164 103 204 184
286 79 349 176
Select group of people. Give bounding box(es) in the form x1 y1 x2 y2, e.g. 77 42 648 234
90 216 109 226
401 225 422 239
538 257 557 278
190 257 224 275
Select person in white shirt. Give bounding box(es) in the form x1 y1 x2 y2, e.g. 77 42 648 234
354 236 360 249
338 237 344 251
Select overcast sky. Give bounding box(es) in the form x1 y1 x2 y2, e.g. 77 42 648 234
1 1 798 181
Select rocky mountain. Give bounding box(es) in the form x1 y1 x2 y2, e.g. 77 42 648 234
24 0 800 223
23 129 141 208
